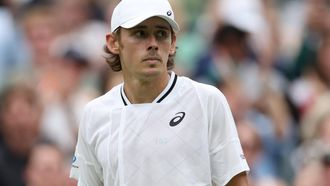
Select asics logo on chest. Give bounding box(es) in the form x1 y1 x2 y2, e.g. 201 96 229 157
169 112 185 127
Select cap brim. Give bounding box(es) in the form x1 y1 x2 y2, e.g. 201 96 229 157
120 15 180 33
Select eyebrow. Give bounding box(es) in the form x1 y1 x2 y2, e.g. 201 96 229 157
131 25 171 31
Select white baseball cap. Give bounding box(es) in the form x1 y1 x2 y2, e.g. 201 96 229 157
111 0 180 33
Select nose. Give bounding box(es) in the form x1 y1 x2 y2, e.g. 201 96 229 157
147 35 158 51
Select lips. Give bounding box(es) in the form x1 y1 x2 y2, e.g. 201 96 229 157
142 56 161 62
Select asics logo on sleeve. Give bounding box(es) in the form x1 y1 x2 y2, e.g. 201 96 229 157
169 112 185 127
71 155 79 168
72 155 77 163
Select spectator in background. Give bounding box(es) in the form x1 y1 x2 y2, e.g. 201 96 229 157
217 63 296 183
291 92 330 174
218 75 296 184
20 3 59 68
301 92 330 146
193 23 255 86
40 47 95 161
0 83 42 186
8 0 106 170
54 0 93 33
0 0 28 90
193 0 287 105
288 35 330 119
46 0 110 102
288 0 330 80
25 142 76 186
167 0 212 76
236 120 278 185
17 3 61 99
53 0 108 70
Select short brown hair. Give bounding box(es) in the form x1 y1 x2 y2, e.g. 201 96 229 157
103 28 177 72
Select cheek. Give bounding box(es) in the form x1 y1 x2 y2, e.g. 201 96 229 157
120 45 139 60
159 43 172 57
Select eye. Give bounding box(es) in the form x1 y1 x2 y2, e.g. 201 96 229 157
156 30 170 40
133 30 147 38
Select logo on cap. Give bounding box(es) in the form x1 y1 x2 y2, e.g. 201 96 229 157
167 10 172 16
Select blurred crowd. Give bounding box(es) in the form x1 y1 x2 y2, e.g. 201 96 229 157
0 0 330 185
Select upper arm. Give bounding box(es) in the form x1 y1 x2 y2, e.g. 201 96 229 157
71 138 103 186
70 105 103 186
207 89 250 185
226 172 249 186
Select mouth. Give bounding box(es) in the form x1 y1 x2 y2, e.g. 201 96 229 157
142 57 162 64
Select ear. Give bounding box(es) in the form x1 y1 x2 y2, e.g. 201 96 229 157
170 34 177 55
106 33 120 54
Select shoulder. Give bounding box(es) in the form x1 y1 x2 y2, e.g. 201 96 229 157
79 84 122 137
84 84 122 113
176 75 231 116
178 76 226 102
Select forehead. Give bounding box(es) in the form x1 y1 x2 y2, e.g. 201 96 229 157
131 17 172 30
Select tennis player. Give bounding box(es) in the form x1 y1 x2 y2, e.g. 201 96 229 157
70 0 250 185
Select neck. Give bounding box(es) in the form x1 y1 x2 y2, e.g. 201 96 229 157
123 72 170 104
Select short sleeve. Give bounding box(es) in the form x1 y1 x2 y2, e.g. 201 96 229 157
70 105 103 186
208 91 249 185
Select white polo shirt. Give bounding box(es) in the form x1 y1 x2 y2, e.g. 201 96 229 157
71 71 249 186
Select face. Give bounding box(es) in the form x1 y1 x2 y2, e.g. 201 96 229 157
25 145 66 186
107 17 176 81
1 92 41 156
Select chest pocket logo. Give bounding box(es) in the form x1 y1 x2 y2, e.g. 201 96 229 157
169 112 185 127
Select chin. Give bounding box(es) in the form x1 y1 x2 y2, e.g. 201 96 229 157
140 68 166 78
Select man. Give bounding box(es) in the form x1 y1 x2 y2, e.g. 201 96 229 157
0 83 42 186
70 0 249 185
